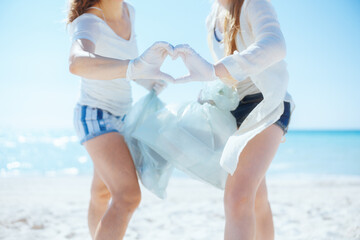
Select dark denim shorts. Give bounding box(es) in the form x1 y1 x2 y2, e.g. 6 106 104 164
230 93 291 135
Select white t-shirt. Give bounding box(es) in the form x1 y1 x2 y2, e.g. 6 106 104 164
69 3 138 116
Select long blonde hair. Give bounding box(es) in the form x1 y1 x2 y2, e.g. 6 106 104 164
67 0 101 23
223 0 245 56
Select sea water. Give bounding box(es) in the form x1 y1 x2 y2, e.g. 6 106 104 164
0 129 359 177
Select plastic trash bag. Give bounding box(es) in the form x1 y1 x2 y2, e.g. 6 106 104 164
123 90 174 199
132 81 239 189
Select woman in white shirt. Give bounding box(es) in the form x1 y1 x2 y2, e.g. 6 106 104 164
67 0 174 239
173 0 294 239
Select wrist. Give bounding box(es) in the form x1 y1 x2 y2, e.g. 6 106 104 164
214 63 230 79
125 59 135 81
214 63 238 86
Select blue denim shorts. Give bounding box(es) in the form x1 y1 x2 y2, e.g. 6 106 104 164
230 93 291 134
73 104 127 144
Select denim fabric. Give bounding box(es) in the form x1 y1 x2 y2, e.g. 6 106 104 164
73 104 126 144
231 93 291 134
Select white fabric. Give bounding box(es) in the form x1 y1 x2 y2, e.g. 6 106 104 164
206 0 295 174
69 3 138 116
213 21 261 100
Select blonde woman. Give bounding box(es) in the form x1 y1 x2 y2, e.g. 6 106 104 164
67 0 173 239
173 0 295 239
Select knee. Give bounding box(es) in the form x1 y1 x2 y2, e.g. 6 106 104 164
255 188 270 212
90 184 111 205
111 187 141 213
224 184 256 217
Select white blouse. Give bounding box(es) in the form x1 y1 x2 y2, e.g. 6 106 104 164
206 0 295 175
69 3 138 116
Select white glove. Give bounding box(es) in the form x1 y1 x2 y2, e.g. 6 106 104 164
173 44 217 83
134 79 167 95
127 41 175 83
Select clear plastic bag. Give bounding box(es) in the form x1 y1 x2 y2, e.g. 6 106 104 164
123 91 174 199
132 81 239 189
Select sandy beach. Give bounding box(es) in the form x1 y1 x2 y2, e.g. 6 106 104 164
0 175 359 240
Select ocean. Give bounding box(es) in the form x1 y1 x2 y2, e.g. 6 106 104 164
0 129 359 177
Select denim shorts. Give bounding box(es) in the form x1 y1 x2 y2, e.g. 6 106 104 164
73 104 127 144
230 93 291 134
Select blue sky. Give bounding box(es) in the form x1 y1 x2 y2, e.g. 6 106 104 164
0 0 359 130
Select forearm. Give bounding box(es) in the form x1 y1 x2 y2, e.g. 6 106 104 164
69 52 130 80
214 63 238 86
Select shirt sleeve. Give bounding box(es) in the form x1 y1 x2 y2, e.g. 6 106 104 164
70 15 101 44
218 0 287 82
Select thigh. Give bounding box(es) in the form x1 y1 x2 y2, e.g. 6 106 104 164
226 124 283 193
84 132 140 197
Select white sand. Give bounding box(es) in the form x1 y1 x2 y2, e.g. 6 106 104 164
0 175 359 240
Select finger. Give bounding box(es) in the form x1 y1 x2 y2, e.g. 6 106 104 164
170 48 186 60
170 50 180 60
153 85 160 94
173 49 193 62
153 84 164 95
174 75 193 84
156 80 168 88
173 44 193 55
174 44 191 50
147 42 173 61
154 82 167 94
159 45 175 61
157 72 175 83
167 44 175 58
152 41 174 54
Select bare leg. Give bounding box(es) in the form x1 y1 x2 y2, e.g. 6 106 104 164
255 178 274 240
84 132 141 240
224 124 283 240
88 170 111 239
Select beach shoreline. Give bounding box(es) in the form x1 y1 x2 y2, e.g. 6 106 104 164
0 175 359 240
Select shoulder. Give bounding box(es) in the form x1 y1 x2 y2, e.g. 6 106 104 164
206 2 220 32
69 14 103 38
243 0 275 14
244 0 271 7
70 14 102 29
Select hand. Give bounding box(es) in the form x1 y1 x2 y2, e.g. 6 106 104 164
172 44 217 83
127 41 175 83
134 79 167 95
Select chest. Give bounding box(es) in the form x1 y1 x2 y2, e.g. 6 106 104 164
212 19 254 59
106 15 132 41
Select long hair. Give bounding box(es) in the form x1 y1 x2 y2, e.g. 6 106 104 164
67 0 101 23
223 0 245 56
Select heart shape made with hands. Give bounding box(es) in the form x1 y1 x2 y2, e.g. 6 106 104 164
157 43 217 84
128 42 217 95
160 49 190 80
128 41 217 87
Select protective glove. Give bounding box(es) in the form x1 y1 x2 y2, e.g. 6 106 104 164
127 41 175 83
134 79 167 95
172 44 217 83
